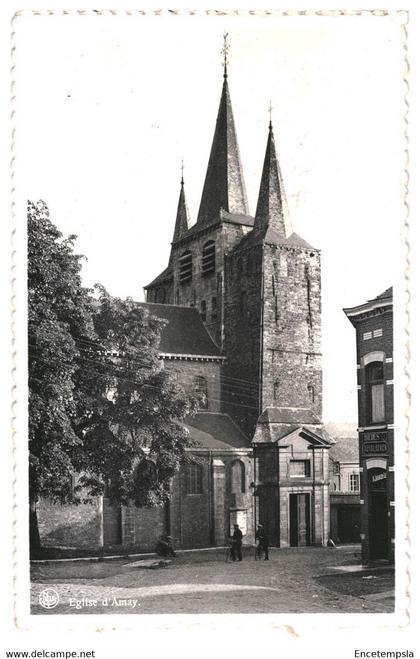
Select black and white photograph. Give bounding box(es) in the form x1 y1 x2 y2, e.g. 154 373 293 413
5 7 416 645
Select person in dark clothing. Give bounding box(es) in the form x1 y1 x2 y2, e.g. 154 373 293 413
255 523 269 560
230 524 243 562
156 534 176 557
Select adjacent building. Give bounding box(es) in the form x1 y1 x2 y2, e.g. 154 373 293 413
329 437 361 544
344 288 394 563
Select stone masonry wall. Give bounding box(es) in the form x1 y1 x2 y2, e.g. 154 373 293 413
164 358 222 413
38 499 103 549
223 245 262 435
261 245 322 420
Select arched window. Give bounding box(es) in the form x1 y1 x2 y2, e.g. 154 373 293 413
194 376 208 409
200 300 207 322
274 380 280 401
179 250 193 282
186 463 203 494
366 361 385 423
202 240 216 275
230 460 246 494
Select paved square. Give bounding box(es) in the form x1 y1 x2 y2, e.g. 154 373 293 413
30 546 394 615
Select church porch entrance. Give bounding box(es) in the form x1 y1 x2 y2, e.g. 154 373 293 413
289 493 311 547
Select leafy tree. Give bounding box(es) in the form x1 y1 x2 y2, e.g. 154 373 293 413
28 200 95 550
75 286 200 508
28 201 199 553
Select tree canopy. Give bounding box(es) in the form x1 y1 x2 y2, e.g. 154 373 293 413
28 200 200 523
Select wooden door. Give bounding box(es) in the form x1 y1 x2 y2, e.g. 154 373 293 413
290 494 311 547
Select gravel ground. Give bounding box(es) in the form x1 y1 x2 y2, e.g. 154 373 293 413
30 545 394 615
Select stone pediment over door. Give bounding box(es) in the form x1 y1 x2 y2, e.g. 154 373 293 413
277 425 335 449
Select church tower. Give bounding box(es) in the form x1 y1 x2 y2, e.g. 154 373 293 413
224 119 332 548
145 48 254 346
144 42 333 547
224 119 322 434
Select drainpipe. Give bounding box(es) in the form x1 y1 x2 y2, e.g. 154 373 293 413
258 253 265 415
209 451 214 545
311 445 316 546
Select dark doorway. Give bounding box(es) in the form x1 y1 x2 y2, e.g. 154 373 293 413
368 468 388 559
290 493 311 546
337 505 361 543
258 486 280 547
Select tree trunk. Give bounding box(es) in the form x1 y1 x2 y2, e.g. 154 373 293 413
29 499 41 557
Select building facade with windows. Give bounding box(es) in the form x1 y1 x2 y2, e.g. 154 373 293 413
329 437 361 544
344 288 394 563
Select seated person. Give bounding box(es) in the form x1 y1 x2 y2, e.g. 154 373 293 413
156 533 177 557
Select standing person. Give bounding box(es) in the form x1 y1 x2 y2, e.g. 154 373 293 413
231 524 243 562
256 523 269 560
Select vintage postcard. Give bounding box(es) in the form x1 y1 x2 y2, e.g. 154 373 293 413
8 6 413 646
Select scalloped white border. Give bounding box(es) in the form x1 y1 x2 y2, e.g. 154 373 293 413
9 8 410 638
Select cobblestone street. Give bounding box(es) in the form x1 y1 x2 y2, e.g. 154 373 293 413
30 545 394 615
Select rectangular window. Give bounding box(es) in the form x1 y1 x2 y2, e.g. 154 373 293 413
363 331 372 340
186 464 203 494
349 473 360 492
290 460 310 478
373 328 383 338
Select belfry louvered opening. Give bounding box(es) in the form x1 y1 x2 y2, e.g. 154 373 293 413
202 240 216 275
179 250 193 282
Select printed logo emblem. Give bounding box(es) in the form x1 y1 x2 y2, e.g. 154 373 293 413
39 587 60 609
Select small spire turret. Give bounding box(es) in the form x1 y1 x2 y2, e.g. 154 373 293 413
169 165 190 260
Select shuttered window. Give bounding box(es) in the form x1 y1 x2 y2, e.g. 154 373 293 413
179 251 193 282
202 241 215 275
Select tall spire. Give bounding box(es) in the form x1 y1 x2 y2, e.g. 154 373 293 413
170 167 190 258
197 35 249 225
253 118 289 241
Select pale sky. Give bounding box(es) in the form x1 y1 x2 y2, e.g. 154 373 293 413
14 12 406 425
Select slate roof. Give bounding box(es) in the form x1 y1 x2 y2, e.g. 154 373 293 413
185 412 251 450
343 286 393 319
257 406 322 426
254 123 289 238
196 76 249 226
144 265 173 289
137 303 222 357
237 228 316 251
329 437 359 463
373 287 393 301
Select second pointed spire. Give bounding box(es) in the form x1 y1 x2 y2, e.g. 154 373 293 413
254 120 289 240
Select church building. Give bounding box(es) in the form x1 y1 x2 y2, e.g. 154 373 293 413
37 42 334 553
144 46 334 549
